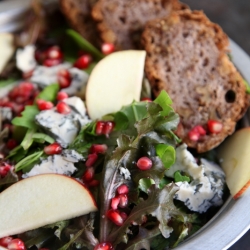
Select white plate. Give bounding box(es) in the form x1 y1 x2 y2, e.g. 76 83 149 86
176 39 250 250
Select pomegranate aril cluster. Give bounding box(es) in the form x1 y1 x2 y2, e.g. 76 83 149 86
108 184 129 225
95 121 115 137
0 237 26 250
188 119 223 142
35 45 63 67
0 162 14 178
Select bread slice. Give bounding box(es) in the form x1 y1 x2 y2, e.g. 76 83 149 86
91 0 187 50
142 10 250 153
59 0 100 47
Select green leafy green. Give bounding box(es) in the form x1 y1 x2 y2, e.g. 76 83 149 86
0 78 16 88
35 83 60 102
66 29 104 60
174 171 190 183
156 144 175 169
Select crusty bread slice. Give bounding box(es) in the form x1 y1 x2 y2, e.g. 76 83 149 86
142 10 250 153
91 0 187 50
59 0 100 47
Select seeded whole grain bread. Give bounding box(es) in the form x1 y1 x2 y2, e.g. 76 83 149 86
59 0 100 47
91 0 187 50
142 9 250 153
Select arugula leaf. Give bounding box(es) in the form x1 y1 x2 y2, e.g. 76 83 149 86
32 133 55 144
174 171 190 183
36 83 60 101
155 144 175 169
66 29 104 60
21 128 37 150
0 78 16 88
12 105 39 129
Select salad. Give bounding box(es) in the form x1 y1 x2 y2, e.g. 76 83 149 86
0 1 244 250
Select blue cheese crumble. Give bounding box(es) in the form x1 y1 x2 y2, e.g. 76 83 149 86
165 144 225 213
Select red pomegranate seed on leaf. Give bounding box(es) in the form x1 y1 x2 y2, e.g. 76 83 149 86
101 43 115 55
82 167 95 182
0 236 13 247
85 153 98 167
56 102 71 114
90 144 108 154
6 139 17 150
7 238 26 250
74 54 92 69
106 209 124 226
118 194 128 208
95 121 105 135
117 184 129 195
136 157 153 170
37 100 54 111
57 92 68 101
103 122 115 137
94 242 113 250
111 196 120 210
44 142 62 155
207 120 223 134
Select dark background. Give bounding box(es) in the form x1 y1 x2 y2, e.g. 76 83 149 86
182 0 250 249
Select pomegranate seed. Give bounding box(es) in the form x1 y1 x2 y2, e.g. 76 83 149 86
95 121 105 135
111 196 120 210
6 139 17 150
43 58 62 67
0 236 13 247
193 125 206 136
46 46 63 60
88 179 100 187
101 43 115 55
57 92 68 101
44 142 62 155
74 54 92 69
103 122 115 137
118 194 128 208
90 144 107 154
7 238 25 250
37 99 54 110
207 120 223 134
57 69 72 89
82 167 95 182
117 184 129 195
0 164 12 178
106 209 124 226
19 82 34 92
188 130 200 141
56 102 71 114
136 157 153 170
120 212 128 221
141 97 152 102
85 153 98 167
94 242 113 250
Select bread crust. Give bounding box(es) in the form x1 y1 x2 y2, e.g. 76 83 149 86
92 0 187 50
59 0 100 47
142 10 250 152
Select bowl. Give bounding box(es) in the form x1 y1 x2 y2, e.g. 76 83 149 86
0 1 250 249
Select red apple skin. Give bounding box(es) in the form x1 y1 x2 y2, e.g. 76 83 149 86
233 180 250 199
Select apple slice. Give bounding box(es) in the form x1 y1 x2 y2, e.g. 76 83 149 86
86 50 146 120
217 128 250 199
0 174 97 238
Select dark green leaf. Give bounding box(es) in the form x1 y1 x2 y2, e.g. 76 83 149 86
156 144 175 169
36 83 60 102
66 29 104 60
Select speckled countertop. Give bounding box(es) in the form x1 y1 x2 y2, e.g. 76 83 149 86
183 1 250 249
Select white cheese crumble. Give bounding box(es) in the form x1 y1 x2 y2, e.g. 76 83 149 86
22 154 77 178
30 62 72 88
165 144 225 213
62 149 84 162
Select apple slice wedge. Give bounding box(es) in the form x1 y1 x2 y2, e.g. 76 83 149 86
217 128 250 199
0 174 97 238
86 50 146 120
